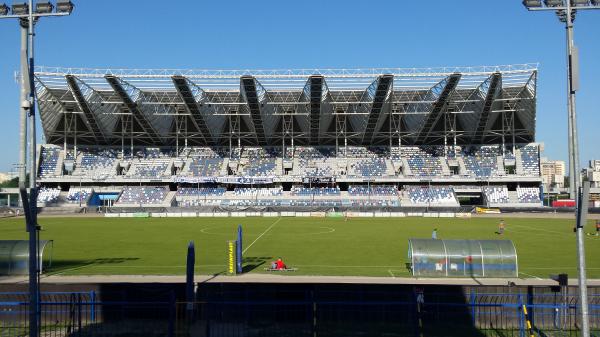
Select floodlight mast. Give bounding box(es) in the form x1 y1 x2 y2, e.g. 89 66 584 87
0 3 73 337
522 1 599 337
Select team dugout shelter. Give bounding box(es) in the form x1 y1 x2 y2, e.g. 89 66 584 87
0 240 53 276
407 239 518 278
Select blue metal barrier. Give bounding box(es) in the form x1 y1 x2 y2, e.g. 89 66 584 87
1 290 599 336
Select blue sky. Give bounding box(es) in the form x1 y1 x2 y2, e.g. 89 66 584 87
0 0 599 173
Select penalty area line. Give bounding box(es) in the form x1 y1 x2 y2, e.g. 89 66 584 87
242 217 282 255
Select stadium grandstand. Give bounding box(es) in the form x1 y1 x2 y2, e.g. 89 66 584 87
31 64 542 210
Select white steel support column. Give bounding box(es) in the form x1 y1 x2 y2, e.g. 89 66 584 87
63 112 67 155
564 3 588 336
25 4 39 336
19 23 28 190
130 113 133 159
120 116 125 160
74 113 77 156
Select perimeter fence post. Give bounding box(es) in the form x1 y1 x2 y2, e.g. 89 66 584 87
413 286 423 337
311 290 317 337
527 286 534 330
517 294 525 337
78 293 82 337
470 290 476 327
90 290 96 323
168 291 175 337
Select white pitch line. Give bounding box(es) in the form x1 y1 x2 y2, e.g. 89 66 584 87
525 267 600 270
294 265 406 268
388 269 396 278
519 272 543 280
509 223 568 236
242 217 282 254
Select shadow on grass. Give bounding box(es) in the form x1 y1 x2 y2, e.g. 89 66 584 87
204 255 273 277
242 256 272 273
46 257 139 274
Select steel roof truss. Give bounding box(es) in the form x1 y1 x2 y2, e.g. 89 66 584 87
415 74 462 144
104 75 163 144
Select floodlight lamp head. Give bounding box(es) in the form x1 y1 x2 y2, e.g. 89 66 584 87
11 2 28 15
523 0 543 7
556 9 571 21
0 3 9 15
35 2 53 14
545 0 565 6
56 0 73 13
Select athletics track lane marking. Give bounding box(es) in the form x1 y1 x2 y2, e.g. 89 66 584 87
242 217 282 255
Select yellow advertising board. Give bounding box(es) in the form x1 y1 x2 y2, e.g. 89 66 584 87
227 240 237 275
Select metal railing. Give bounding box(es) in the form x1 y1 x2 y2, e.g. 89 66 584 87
1 290 599 336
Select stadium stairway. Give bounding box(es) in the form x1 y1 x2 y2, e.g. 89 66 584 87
440 158 451 176
390 159 402 175
292 157 300 176
75 151 83 169
57 191 69 205
163 160 174 176
399 190 412 205
228 160 239 175
110 159 120 177
508 190 519 204
457 157 468 176
165 191 177 207
401 158 412 176
384 159 396 176
182 158 193 175
496 156 505 176
275 158 284 176
336 158 347 176
515 149 524 175
54 150 65 176
220 158 229 176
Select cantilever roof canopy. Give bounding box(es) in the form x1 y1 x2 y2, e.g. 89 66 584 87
408 239 517 278
33 64 538 147
0 240 53 276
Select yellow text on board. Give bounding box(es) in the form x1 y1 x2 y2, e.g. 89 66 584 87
228 241 235 274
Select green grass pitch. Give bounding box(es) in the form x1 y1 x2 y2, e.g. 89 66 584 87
0 216 599 278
